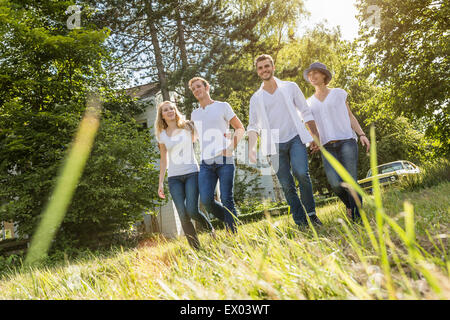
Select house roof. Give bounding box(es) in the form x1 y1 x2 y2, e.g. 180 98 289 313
125 82 160 100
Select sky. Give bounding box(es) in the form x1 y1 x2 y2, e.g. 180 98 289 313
300 0 360 41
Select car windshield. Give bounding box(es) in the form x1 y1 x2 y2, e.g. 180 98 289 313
404 162 415 170
366 162 404 177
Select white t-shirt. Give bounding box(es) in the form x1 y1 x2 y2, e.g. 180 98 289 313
157 129 199 177
191 101 236 160
306 88 357 145
262 88 299 143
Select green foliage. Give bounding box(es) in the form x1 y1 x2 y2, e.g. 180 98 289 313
233 163 264 205
237 197 284 216
59 112 161 244
356 0 450 156
0 1 161 248
353 86 435 176
0 254 22 275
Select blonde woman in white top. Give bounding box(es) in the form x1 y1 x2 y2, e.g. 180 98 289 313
304 62 370 222
155 101 214 249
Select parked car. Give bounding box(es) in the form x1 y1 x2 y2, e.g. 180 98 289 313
358 160 420 191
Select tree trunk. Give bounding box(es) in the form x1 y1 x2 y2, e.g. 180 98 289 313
146 1 170 101
176 8 193 115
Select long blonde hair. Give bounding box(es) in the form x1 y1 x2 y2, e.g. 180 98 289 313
154 101 194 139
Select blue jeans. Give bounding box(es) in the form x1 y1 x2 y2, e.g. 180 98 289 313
270 135 316 226
321 138 362 220
168 171 213 249
199 156 238 233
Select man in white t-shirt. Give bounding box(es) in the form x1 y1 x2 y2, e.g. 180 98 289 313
189 77 245 233
247 54 323 228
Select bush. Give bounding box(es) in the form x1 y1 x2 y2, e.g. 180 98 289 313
233 164 265 205
0 108 161 247
237 197 284 215
56 112 161 244
0 1 162 251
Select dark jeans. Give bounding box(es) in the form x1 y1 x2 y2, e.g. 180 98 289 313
270 135 316 226
199 156 238 233
322 138 362 220
168 171 213 249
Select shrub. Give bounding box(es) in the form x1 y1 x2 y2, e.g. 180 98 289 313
1 110 161 248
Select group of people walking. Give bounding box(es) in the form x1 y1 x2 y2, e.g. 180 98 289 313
155 54 370 250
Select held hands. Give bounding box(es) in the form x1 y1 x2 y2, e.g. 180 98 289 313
309 134 321 154
222 132 234 157
158 183 165 199
360 135 370 153
222 148 234 157
309 141 320 154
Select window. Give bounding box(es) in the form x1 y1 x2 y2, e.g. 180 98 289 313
379 162 404 174
367 162 404 177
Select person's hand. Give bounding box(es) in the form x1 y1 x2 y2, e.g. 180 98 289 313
158 183 165 199
249 149 257 164
222 148 234 157
309 141 320 154
360 135 370 153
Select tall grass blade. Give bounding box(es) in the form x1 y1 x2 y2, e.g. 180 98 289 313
25 94 102 265
368 126 396 299
316 136 379 252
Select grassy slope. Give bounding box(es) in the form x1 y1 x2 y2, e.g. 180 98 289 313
0 182 448 300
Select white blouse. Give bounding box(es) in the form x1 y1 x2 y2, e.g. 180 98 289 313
306 88 357 145
157 129 199 177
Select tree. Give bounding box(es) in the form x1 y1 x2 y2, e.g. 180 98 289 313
0 0 161 245
87 0 302 117
210 0 307 128
87 0 237 114
356 0 449 156
59 110 161 244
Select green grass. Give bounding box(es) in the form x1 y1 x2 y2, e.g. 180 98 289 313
0 181 448 300
1 126 448 300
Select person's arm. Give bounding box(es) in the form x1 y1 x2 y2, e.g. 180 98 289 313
292 83 320 152
158 143 168 199
346 100 370 153
223 116 245 157
305 120 320 153
247 98 261 164
187 120 198 143
248 131 258 164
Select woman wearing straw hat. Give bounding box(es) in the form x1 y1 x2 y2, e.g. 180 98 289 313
155 101 215 249
304 62 370 222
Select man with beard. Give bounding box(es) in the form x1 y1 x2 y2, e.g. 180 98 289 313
247 54 322 228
